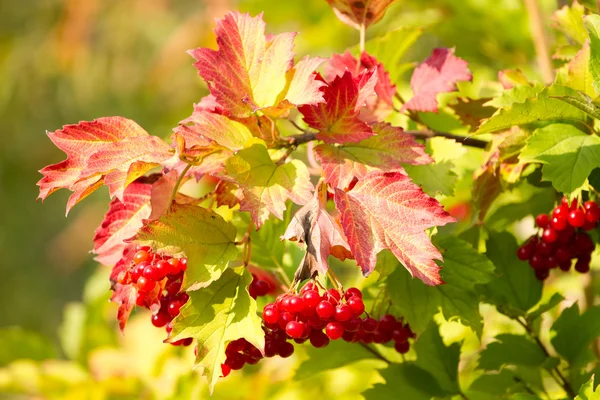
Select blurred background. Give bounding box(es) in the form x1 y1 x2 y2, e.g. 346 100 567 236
0 0 576 398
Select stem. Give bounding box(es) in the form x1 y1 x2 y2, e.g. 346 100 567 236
515 318 576 398
359 24 366 53
523 0 554 84
405 130 489 149
326 268 343 291
359 343 392 364
168 163 193 211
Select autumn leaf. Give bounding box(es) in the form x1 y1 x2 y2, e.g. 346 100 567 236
334 172 455 285
93 181 153 267
37 117 171 214
403 48 472 113
214 180 244 209
299 70 377 144
315 122 431 189
325 0 398 30
176 109 253 151
325 51 396 122
448 97 495 128
225 142 314 227
131 204 239 290
282 184 352 280
189 12 325 118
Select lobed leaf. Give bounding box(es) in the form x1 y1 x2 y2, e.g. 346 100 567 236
551 304 600 368
403 48 472 113
478 334 548 370
585 14 600 93
170 268 264 393
334 171 455 285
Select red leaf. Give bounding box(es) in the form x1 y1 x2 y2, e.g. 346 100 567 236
93 181 153 266
299 70 377 144
214 180 243 208
325 0 397 29
37 117 171 213
315 122 431 189
282 187 352 276
325 51 396 122
189 12 325 118
334 172 455 285
149 170 179 220
403 48 472 113
111 283 137 332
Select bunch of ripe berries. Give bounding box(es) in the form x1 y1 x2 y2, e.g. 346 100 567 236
517 198 599 280
220 282 415 377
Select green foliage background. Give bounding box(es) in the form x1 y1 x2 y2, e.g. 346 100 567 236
1 0 598 399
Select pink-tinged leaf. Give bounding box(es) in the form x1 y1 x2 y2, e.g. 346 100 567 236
93 181 153 266
403 48 472 113
280 56 327 109
326 51 396 122
225 142 313 227
189 12 324 118
177 110 253 151
214 180 243 208
325 0 397 29
315 122 431 189
166 132 232 181
299 70 377 144
149 170 179 220
282 186 352 277
38 117 151 212
194 94 225 114
334 172 455 285
111 283 137 331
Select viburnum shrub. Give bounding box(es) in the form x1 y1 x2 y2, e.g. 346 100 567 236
37 0 600 398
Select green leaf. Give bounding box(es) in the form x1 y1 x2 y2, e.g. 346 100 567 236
470 370 533 396
527 293 564 322
478 334 547 370
553 1 587 45
133 204 239 290
576 375 600 400
294 340 383 380
0 327 57 365
170 268 264 393
551 91 600 120
387 237 494 335
560 42 598 98
225 142 313 227
585 15 600 93
486 83 544 109
551 304 600 367
413 323 462 395
477 86 589 134
362 363 447 400
481 231 542 314
520 123 600 194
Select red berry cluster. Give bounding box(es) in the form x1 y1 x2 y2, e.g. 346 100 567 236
120 246 192 346
517 198 598 280
248 274 273 299
220 282 415 376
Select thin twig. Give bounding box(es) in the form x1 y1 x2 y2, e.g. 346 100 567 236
523 0 554 84
359 24 366 53
405 130 489 149
167 163 193 212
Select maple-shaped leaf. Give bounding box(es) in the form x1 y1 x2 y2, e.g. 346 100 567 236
225 142 313 227
170 268 264 393
299 70 377 144
282 184 352 280
403 48 472 113
131 204 239 290
37 117 171 213
177 109 253 151
315 122 431 189
325 0 397 30
334 172 455 285
325 51 396 122
189 12 325 118
93 182 153 267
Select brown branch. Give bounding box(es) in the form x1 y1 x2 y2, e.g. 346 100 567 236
405 130 489 149
524 0 554 84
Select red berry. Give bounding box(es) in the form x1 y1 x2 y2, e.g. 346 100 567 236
135 291 146 307
167 258 182 274
142 264 161 281
347 297 365 316
325 322 344 340
278 312 294 331
575 259 591 273
362 317 378 333
553 205 569 218
154 260 170 279
378 314 397 332
302 290 321 309
574 233 595 254
179 258 188 271
394 340 410 354
288 296 305 313
535 214 549 228
280 296 292 311
373 329 392 344
555 247 571 262
286 321 305 339
316 301 335 319
253 280 271 297
568 209 586 228
345 287 362 300
546 255 558 269
264 341 278 357
551 216 567 231
263 306 280 325
342 316 362 332
584 201 600 223
165 280 182 297
558 260 572 271
137 276 156 292
167 301 183 317
582 219 597 231
226 354 245 370
534 268 550 281
537 241 553 256
151 311 171 328
542 228 558 243
517 246 532 261
309 330 330 348
133 250 150 265
392 328 409 343
529 254 545 269
301 282 316 293
278 342 295 358
326 288 342 304
570 198 579 210
221 363 231 377
342 330 357 342
334 304 353 322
